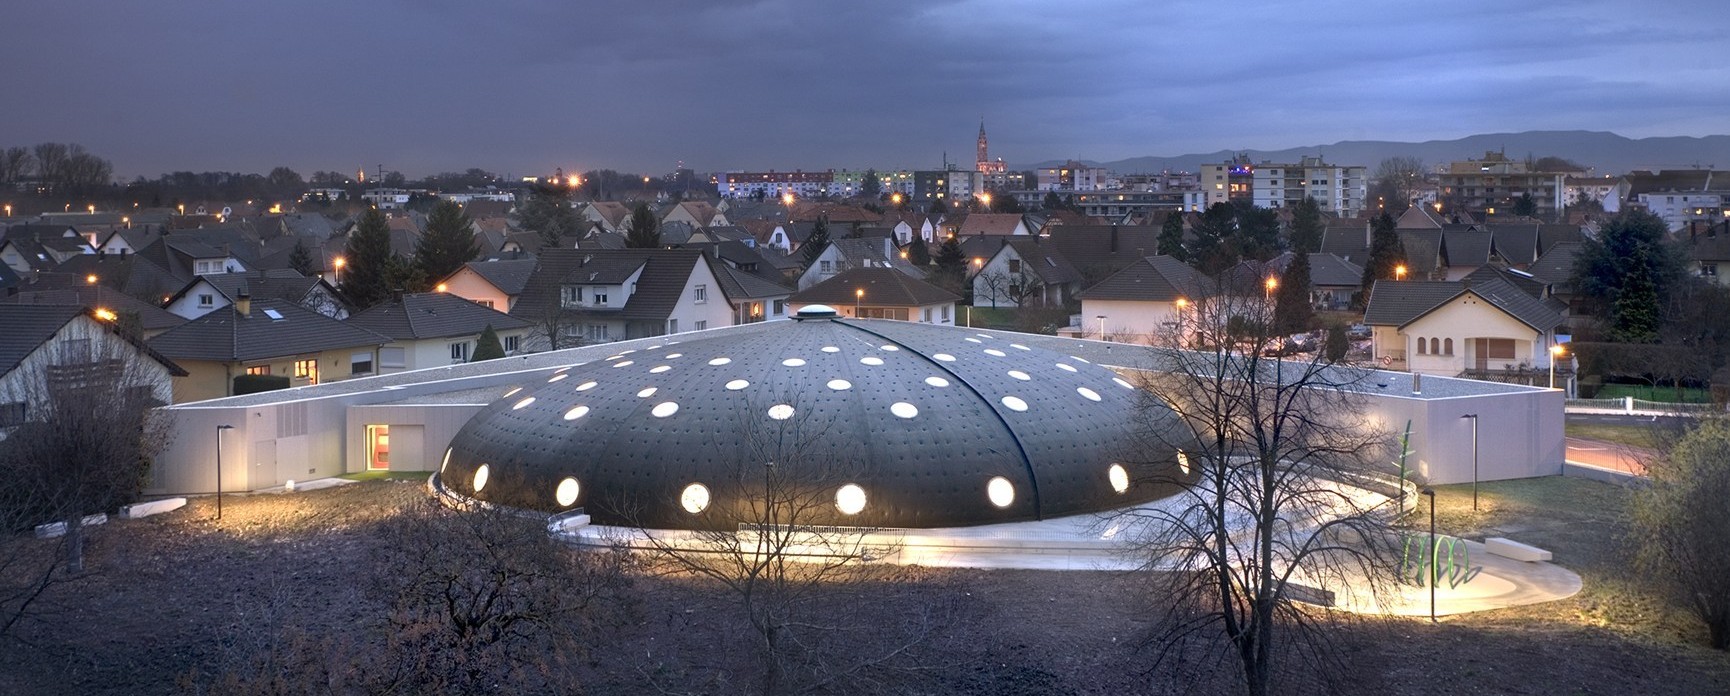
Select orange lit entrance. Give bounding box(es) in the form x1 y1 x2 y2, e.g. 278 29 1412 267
366 425 390 470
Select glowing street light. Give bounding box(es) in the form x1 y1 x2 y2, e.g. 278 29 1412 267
854 288 864 317
781 192 795 207
1395 264 1407 281
333 256 346 285
979 192 992 209
87 204 95 214
3 204 10 217
1549 344 1566 390
1264 276 1278 301
93 308 117 322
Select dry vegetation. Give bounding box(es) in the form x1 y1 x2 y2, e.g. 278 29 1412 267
0 478 1725 695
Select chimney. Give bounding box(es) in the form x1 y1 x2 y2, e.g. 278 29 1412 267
235 290 252 318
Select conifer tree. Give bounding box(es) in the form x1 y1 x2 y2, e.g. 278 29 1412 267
1273 252 1315 335
1357 212 1405 309
907 235 931 266
288 238 316 276
625 202 661 248
470 324 506 361
342 208 394 308
1289 196 1324 254
414 199 480 281
1157 211 1187 261
801 216 830 265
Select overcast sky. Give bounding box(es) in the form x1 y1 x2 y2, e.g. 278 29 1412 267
4 0 1726 179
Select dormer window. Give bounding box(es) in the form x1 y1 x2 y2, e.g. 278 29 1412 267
561 286 583 307
198 294 214 308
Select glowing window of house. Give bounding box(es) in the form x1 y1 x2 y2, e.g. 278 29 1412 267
293 359 319 383
366 425 390 470
245 365 271 376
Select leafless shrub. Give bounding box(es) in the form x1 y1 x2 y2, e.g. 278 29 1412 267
1628 416 1730 649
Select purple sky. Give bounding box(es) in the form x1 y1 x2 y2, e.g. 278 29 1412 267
4 0 1726 179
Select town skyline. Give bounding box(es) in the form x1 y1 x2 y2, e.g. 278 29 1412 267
4 0 1727 179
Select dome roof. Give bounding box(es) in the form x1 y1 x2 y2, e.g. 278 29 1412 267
440 315 1191 529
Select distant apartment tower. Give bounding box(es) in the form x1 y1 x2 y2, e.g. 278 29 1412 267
1199 154 1256 208
716 171 833 199
1036 160 1109 192
1438 151 1567 217
1250 156 1368 217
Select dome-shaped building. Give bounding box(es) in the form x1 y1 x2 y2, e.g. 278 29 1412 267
438 307 1193 530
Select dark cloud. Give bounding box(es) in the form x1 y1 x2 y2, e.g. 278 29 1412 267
1 0 1725 178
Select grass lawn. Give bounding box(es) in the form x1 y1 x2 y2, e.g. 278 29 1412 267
1592 383 1714 404
1565 421 1666 450
338 470 431 482
962 305 1020 329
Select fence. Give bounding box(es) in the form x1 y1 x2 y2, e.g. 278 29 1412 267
1564 396 1725 415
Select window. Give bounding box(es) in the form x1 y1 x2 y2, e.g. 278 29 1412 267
450 342 469 362
198 294 214 307
0 402 28 427
504 335 519 353
1430 337 1440 355
593 291 607 305
695 320 706 330
668 318 679 334
693 284 707 303
562 286 582 307
477 299 495 308
351 351 373 375
1007 259 1021 274
293 359 319 383
1444 338 1453 355
941 305 950 321
820 260 833 273
773 300 785 315
380 347 406 369
1417 337 1427 355
245 365 271 376
923 308 933 322
1704 263 1719 277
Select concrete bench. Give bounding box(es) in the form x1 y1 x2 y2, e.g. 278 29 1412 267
120 498 186 520
34 513 109 539
1484 537 1552 562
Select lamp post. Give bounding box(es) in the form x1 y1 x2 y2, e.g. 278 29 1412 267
1422 488 1436 623
854 288 863 318
1395 264 1407 281
1549 344 1566 390
1462 413 1479 511
1097 314 1107 341
1264 275 1278 302
332 256 346 286
216 424 234 520
965 304 972 328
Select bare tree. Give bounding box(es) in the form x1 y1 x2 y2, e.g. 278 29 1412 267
974 270 1009 308
1003 273 1045 308
0 146 34 186
1629 417 1730 649
1371 156 1425 216
1117 288 1398 695
631 399 946 695
0 327 174 639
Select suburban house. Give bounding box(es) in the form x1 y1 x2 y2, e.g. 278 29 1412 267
972 238 1084 308
508 248 736 348
1228 252 1365 310
438 258 538 312
796 237 926 289
348 292 533 372
147 296 391 403
1073 255 1212 343
1 285 187 339
0 305 185 434
787 267 959 324
953 213 1034 238
1041 225 1166 286
662 201 729 228
1363 277 1566 377
713 264 794 325
163 269 347 320
1682 220 1730 286
581 201 632 234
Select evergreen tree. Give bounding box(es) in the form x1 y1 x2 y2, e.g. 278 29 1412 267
1191 203 1238 275
990 191 1024 214
1572 210 1683 327
342 208 394 308
625 202 661 248
1041 191 1065 211
930 198 948 215
931 234 967 295
1231 199 1281 262
414 199 480 281
1357 212 1406 308
1157 211 1188 261
861 169 882 199
801 216 830 265
1611 245 1662 343
907 235 931 266
288 238 316 276
470 324 506 361
383 255 431 295
1289 196 1324 254
1324 324 1349 361
1512 192 1538 218
1273 252 1315 335
518 185 579 248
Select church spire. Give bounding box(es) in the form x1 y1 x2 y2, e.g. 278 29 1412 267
976 119 988 165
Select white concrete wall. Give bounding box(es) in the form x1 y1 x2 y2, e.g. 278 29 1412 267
1079 298 1181 343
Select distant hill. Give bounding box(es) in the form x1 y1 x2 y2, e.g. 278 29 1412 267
1028 131 1730 177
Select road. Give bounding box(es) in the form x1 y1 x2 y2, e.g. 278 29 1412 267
1562 412 1687 477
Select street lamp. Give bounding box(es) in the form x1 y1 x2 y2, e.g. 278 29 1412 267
333 256 346 285
854 288 863 317
1461 414 1480 511
1097 314 1108 341
1395 264 1407 281
216 424 235 520
1264 276 1278 302
1422 488 1436 623
1549 344 1566 390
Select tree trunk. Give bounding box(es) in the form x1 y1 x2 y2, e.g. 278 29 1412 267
65 514 84 575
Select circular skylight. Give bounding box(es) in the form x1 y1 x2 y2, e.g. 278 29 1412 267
612 360 634 368
576 381 598 391
680 483 710 513
513 397 536 410
835 484 866 515
1056 363 1078 372
1108 464 1129 493
1001 396 1028 412
473 464 490 492
440 448 451 472
637 387 658 398
880 345 900 351
985 349 1007 357
650 365 672 373
666 353 683 359
1007 370 1030 381
933 353 956 362
925 376 950 387
725 379 749 390
1077 387 1101 402
1011 344 1031 351
1071 356 1091 364
1114 377 1134 389
965 338 982 344
890 402 919 418
827 379 852 391
708 357 731 366
651 402 679 418
1178 451 1191 475
860 356 885 366
767 404 795 420
987 476 1014 507
821 346 840 353
503 387 522 398
563 406 590 421
782 358 807 367
556 477 580 506
548 374 568 383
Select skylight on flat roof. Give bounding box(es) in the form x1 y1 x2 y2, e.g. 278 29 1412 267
262 309 284 320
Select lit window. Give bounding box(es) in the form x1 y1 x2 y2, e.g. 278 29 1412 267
245 365 270 376
473 464 490 493
293 359 318 382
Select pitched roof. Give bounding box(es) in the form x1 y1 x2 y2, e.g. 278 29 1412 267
585 202 631 229
1305 252 1365 288
147 298 389 363
167 269 324 308
348 292 530 340
1041 225 1165 272
1 285 186 333
787 266 959 307
1076 255 1212 302
1441 228 1493 267
1536 224 1585 255
1398 229 1443 274
1000 238 1083 285
1364 278 1563 332
508 248 712 322
1320 224 1371 264
1527 241 1582 287
715 264 792 301
830 237 926 278
1485 223 1540 265
956 213 1026 236
458 259 537 295
0 305 186 378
